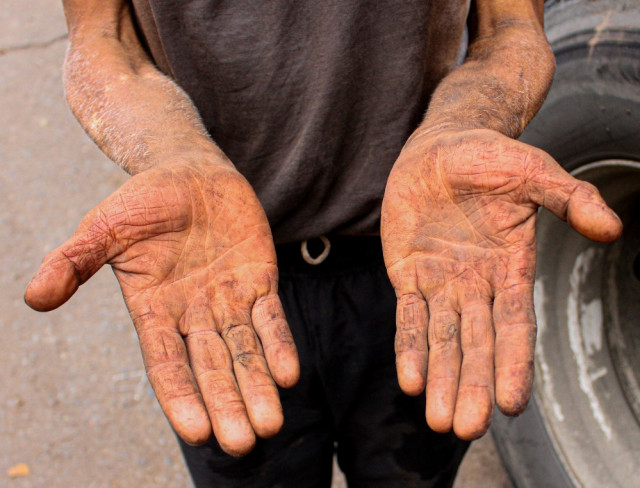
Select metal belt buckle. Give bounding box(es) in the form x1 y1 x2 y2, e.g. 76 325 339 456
300 235 331 265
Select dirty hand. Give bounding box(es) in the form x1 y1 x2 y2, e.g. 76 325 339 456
25 160 299 455
381 128 622 440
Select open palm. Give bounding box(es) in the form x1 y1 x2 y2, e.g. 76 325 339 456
381 129 621 440
25 161 299 455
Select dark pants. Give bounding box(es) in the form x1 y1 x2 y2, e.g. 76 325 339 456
180 236 469 487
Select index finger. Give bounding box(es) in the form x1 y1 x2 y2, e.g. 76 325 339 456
137 323 212 445
493 282 537 416
395 292 429 396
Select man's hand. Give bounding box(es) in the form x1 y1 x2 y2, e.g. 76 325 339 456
25 161 299 455
381 129 622 440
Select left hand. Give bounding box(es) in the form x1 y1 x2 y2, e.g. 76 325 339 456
381 128 622 440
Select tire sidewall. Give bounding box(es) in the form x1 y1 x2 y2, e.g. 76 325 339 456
492 4 640 487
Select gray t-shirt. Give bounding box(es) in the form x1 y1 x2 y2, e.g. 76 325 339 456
132 0 469 243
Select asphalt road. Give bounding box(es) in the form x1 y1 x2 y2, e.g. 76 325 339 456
1 2 511 487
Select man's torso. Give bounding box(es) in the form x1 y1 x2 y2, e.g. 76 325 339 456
132 0 470 242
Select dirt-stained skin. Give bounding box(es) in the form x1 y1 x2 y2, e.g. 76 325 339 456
25 161 300 455
25 0 622 458
382 129 621 440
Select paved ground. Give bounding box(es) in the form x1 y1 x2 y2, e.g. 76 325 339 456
1 2 511 487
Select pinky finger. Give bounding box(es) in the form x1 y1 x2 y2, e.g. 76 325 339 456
252 294 300 389
493 284 537 416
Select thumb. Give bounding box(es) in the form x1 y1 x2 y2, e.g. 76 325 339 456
525 151 623 243
566 182 623 243
25 212 116 312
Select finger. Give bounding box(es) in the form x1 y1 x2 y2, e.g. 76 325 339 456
395 293 429 395
186 327 255 456
220 309 284 439
453 299 495 440
425 297 462 433
25 183 180 312
524 150 622 242
24 210 116 311
493 283 536 416
138 323 211 445
252 294 300 388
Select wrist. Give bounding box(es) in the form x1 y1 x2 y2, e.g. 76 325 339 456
420 24 555 139
130 140 235 176
407 122 468 143
403 124 494 152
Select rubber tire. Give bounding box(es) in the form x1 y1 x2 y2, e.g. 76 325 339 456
491 2 640 487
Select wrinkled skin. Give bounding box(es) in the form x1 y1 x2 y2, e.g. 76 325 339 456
381 128 622 440
25 128 622 452
25 161 300 455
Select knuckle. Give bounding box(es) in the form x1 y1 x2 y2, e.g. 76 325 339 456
206 385 244 411
395 330 426 353
578 180 599 196
187 332 231 371
253 294 283 322
397 294 428 330
221 321 251 338
146 362 196 399
139 326 186 365
430 316 459 343
222 323 261 356
233 351 261 369
496 289 535 323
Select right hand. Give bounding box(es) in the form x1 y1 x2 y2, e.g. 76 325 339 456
25 160 300 455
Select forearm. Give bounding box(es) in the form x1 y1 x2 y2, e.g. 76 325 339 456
420 2 554 139
63 1 229 175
